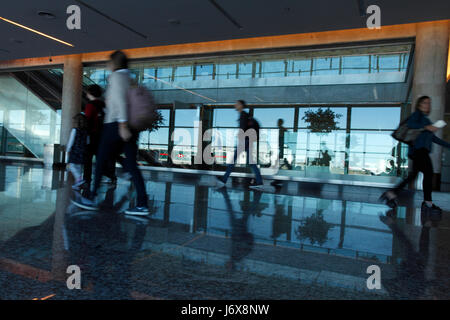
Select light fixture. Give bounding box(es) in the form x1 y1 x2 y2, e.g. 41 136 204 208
37 11 56 19
0 16 74 47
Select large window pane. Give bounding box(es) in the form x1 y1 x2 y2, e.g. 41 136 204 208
342 56 370 74
174 66 193 82
260 60 285 78
287 59 311 76
216 63 236 80
253 108 295 128
351 107 400 130
312 57 340 75
195 64 213 80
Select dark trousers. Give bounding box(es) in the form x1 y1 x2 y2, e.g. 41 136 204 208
93 122 148 207
84 136 119 183
394 148 433 201
223 141 262 184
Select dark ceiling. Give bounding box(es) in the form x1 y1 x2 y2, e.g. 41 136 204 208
0 0 449 61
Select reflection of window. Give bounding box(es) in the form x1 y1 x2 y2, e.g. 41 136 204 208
173 109 200 165
312 57 340 75
237 62 253 79
9 110 25 130
142 68 157 84
174 66 193 81
342 56 369 74
157 67 173 82
287 59 311 76
140 109 170 163
216 63 237 80
259 60 286 78
372 54 403 73
195 64 213 80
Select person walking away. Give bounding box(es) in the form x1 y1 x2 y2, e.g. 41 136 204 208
381 96 450 213
216 100 263 189
66 112 89 190
72 50 149 215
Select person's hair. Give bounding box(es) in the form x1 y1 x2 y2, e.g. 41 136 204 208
73 113 88 130
415 95 431 110
237 100 247 107
86 84 102 98
110 50 128 71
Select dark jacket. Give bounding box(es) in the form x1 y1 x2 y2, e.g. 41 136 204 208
407 110 450 157
239 110 249 131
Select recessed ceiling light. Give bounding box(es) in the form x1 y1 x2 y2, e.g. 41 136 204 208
37 11 56 19
168 18 181 25
10 38 23 44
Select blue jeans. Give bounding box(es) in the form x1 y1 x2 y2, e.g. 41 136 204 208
222 144 263 184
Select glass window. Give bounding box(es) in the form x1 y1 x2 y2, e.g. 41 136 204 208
376 54 400 73
312 57 340 75
174 65 193 82
157 67 173 82
351 107 400 130
260 60 285 78
237 62 253 79
142 67 156 84
195 64 213 80
175 109 199 127
287 59 311 76
213 108 237 127
298 107 347 129
253 108 295 128
341 56 370 74
216 63 237 80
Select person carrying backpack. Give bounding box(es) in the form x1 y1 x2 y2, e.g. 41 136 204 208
381 96 450 213
216 100 264 189
72 50 150 215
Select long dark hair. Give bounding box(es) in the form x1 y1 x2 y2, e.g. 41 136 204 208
415 95 430 110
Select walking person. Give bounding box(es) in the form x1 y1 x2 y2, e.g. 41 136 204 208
271 118 288 187
381 96 450 212
72 50 149 215
83 84 108 185
216 100 264 189
66 112 89 190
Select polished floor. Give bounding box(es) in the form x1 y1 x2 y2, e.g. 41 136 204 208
0 163 449 300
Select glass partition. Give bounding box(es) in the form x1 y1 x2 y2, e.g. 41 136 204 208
0 74 61 158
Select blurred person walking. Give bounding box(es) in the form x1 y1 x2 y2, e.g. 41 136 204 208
66 112 89 190
381 96 450 213
72 50 149 215
216 100 264 189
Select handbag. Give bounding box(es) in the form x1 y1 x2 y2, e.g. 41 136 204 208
391 117 424 145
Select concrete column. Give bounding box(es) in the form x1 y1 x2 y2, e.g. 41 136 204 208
60 55 82 147
411 21 449 176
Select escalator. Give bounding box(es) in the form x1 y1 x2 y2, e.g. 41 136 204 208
0 69 96 158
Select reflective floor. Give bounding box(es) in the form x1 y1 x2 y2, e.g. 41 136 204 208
0 163 449 300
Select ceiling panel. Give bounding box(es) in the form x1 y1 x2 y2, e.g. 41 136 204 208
0 0 449 61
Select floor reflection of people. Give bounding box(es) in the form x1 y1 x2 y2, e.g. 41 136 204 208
216 188 259 270
271 196 290 240
380 208 438 299
65 198 148 299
